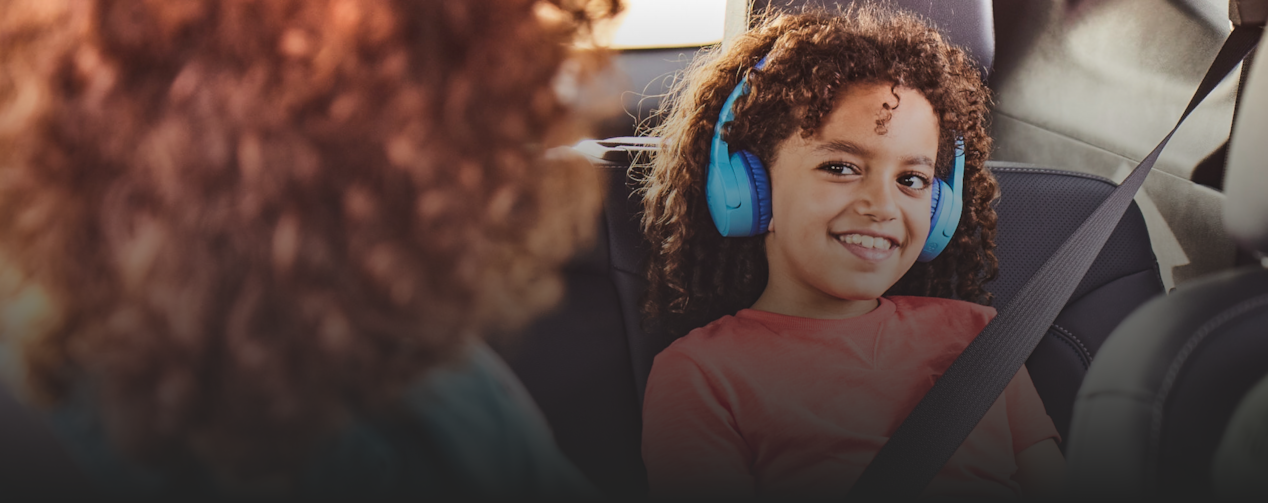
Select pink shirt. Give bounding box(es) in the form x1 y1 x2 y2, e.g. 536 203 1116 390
642 296 1059 499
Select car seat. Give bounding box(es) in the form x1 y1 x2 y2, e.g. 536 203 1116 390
1066 22 1268 499
495 1 1165 496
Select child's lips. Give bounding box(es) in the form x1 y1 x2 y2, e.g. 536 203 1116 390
839 240 898 262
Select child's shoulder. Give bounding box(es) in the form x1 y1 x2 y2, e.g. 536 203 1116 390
658 313 771 360
882 297 998 353
886 296 998 330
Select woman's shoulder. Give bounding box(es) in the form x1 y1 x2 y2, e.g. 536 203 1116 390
404 342 542 420
393 342 595 498
39 342 594 499
303 342 596 498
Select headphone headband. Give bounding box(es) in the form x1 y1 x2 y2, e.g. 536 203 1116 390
705 57 772 237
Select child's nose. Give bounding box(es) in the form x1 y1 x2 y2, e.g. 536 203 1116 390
853 174 900 221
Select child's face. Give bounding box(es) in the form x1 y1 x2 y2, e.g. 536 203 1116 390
764 82 939 305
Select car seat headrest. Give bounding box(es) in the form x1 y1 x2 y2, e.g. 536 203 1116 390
1225 28 1268 253
753 0 995 78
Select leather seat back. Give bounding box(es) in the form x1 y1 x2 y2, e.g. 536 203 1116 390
989 163 1164 443
1068 268 1268 497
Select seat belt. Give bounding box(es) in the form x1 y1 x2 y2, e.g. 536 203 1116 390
848 24 1265 500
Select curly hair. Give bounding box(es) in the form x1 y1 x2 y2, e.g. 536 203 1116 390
639 5 999 337
0 0 618 482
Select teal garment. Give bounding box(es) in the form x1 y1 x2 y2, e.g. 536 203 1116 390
42 342 596 500
1213 372 1268 500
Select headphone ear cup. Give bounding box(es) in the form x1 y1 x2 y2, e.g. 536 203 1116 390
919 178 952 262
739 150 773 233
928 174 943 219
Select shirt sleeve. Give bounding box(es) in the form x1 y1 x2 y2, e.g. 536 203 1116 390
642 346 755 499
1004 364 1061 453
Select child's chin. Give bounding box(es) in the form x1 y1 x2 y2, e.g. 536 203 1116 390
823 283 893 302
820 271 904 300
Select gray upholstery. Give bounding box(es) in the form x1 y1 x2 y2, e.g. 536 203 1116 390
989 164 1164 445
1067 268 1268 498
1225 29 1268 252
1065 23 1268 501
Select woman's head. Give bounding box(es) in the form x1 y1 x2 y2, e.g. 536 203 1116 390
641 5 998 335
0 0 616 481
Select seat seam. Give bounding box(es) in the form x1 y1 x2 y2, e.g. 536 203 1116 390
1148 294 1268 485
988 164 1117 185
1049 323 1093 369
990 111 1140 165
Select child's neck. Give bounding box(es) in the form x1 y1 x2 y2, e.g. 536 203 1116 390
750 283 881 320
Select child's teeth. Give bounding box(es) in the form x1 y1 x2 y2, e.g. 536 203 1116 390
838 233 892 250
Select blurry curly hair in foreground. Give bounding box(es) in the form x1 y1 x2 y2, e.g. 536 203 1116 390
0 0 617 481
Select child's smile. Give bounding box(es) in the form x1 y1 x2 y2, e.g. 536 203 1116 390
753 82 940 319
835 231 899 261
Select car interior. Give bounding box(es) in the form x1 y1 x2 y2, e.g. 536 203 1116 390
0 0 1265 499
489 0 1268 499
1066 5 1268 497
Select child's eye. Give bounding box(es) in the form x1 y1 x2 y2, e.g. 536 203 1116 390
818 162 860 177
898 173 931 190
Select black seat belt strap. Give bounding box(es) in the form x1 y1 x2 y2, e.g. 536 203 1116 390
848 24 1264 500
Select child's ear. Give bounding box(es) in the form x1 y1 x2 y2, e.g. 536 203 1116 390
767 215 776 233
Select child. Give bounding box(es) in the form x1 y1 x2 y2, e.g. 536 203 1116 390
639 6 1065 499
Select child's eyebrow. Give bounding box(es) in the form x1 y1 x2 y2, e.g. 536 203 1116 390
815 139 869 156
901 155 936 169
815 140 935 169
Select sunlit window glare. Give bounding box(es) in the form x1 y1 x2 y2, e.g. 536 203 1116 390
591 0 727 50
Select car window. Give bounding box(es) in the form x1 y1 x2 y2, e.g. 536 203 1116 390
591 0 727 49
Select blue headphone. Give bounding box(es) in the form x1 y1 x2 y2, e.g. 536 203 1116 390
704 59 965 262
